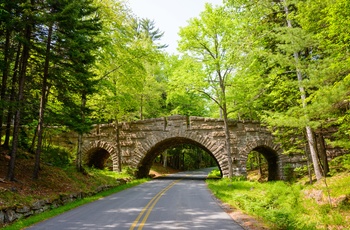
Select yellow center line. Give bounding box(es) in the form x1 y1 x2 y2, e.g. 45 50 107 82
129 179 182 230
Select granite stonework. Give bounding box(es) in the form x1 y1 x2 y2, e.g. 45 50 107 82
53 115 305 180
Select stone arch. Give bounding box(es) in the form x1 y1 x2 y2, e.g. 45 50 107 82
240 138 283 180
131 132 228 178
82 141 119 171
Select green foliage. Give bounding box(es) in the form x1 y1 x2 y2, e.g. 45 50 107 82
164 55 210 117
89 0 168 122
165 144 217 171
293 165 309 178
283 163 294 181
329 154 350 175
207 168 221 179
246 151 267 171
41 146 73 168
207 178 349 229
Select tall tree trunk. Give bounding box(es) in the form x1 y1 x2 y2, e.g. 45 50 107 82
76 93 86 172
115 118 122 172
316 133 329 176
222 109 233 178
33 24 53 180
29 127 38 154
0 26 11 145
283 1 323 181
7 7 32 180
4 43 22 149
305 145 313 184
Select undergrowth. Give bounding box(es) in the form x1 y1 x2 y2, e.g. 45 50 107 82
207 157 350 230
2 179 148 230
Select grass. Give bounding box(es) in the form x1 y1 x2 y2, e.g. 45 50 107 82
0 148 151 229
2 179 148 230
0 162 135 209
0 155 179 229
206 173 350 230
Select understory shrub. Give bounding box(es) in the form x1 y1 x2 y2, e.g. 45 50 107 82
41 145 73 167
206 179 327 229
329 154 350 175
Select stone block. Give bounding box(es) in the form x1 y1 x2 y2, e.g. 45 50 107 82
16 205 30 213
31 200 46 210
212 131 225 137
5 209 17 223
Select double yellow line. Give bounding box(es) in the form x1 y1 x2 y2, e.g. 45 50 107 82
129 179 182 230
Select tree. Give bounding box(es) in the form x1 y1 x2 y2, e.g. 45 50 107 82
30 0 101 178
178 4 239 177
223 0 350 180
297 0 350 151
165 55 210 117
88 0 167 171
0 0 102 180
281 0 323 180
6 0 34 181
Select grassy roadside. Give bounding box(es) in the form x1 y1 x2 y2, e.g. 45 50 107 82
0 151 153 229
0 156 177 229
206 172 350 229
2 179 148 230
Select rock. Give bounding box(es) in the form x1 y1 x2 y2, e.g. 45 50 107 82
5 209 17 223
116 178 128 184
60 194 76 204
32 200 46 210
331 195 349 207
16 205 30 213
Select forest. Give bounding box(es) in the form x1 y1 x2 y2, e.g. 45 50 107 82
0 0 349 182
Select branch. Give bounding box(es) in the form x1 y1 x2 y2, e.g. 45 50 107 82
197 89 223 110
97 65 123 81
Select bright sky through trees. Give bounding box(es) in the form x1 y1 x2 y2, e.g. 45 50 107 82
127 0 223 54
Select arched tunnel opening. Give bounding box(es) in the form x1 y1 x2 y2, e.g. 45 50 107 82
136 137 223 179
85 147 111 170
246 145 279 181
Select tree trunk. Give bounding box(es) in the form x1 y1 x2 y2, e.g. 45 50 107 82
76 93 86 172
140 94 143 120
7 6 32 180
222 102 233 178
4 43 22 149
162 150 167 168
33 24 53 180
316 133 329 176
29 127 38 154
305 145 313 184
283 1 323 181
257 152 263 177
0 27 11 146
115 118 122 172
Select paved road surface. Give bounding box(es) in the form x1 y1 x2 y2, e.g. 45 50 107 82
27 168 243 229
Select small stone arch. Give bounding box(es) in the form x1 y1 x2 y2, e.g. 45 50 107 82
131 133 228 178
240 139 283 180
82 141 119 171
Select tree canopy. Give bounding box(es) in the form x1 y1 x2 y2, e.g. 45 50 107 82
0 0 349 180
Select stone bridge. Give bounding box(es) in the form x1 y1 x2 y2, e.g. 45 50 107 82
55 115 294 180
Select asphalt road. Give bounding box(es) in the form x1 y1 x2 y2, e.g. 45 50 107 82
27 168 244 230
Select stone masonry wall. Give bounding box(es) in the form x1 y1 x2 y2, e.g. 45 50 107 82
50 116 308 179
0 184 118 227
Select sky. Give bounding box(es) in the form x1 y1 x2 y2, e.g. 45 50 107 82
126 0 223 54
